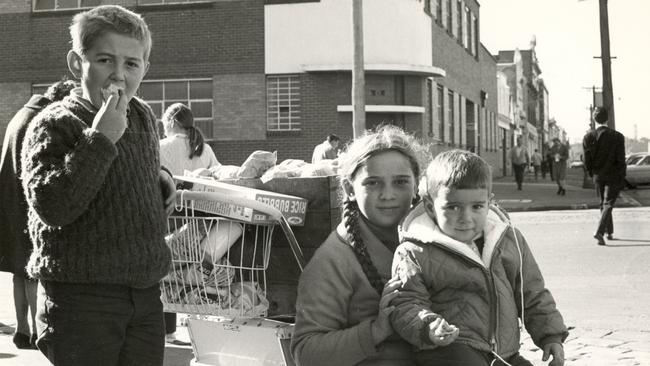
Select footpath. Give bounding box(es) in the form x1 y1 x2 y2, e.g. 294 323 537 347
1 170 648 366
492 170 641 213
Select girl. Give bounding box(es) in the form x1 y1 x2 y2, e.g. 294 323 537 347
159 103 220 176
291 126 424 366
159 103 220 345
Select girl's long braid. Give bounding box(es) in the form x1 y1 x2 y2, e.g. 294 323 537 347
342 199 384 295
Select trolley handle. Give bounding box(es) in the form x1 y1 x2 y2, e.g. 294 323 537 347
175 189 306 271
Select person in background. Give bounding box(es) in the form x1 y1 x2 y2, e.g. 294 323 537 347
583 106 626 246
549 138 569 196
291 126 423 366
531 148 543 181
159 102 219 177
509 137 529 190
311 134 340 163
0 79 77 350
20 5 175 364
159 102 219 345
391 149 567 366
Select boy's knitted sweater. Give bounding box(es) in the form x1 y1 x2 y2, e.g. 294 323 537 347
21 94 171 288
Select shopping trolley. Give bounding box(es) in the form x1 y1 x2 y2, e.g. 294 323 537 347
161 189 306 366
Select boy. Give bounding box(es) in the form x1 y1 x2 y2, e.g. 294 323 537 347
390 150 567 366
21 5 175 365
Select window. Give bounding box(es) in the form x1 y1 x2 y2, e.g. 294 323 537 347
33 0 101 11
472 14 478 57
457 0 463 42
437 85 444 141
138 78 214 138
446 0 452 32
465 8 472 50
427 79 433 136
138 0 211 5
424 0 431 14
448 90 455 145
436 0 442 23
32 83 54 96
34 0 214 9
267 75 301 131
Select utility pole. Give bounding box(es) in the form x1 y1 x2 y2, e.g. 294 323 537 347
352 0 365 138
598 0 615 130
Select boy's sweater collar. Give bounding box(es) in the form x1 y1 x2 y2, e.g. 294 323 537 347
400 202 510 268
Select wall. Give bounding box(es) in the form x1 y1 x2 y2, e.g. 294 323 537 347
265 0 432 73
0 0 264 144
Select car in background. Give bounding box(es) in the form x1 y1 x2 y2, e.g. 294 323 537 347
569 160 584 169
625 152 650 188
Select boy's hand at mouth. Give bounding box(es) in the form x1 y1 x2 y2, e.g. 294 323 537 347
93 84 128 144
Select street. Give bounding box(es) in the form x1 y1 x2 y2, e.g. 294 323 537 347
623 185 650 207
1 207 649 365
510 207 650 332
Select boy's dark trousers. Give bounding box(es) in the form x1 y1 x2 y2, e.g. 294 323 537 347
35 280 165 366
415 343 533 366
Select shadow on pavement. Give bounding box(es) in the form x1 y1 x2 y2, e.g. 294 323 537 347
164 344 194 366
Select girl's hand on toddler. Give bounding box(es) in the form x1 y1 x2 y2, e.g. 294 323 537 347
371 277 401 345
428 318 459 346
93 84 128 143
542 342 564 366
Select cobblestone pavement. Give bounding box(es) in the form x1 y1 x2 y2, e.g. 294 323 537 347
519 327 650 365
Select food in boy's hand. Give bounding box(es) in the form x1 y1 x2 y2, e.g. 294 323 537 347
101 83 124 102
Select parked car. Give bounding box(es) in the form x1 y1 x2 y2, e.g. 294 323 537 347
625 152 650 188
569 160 584 169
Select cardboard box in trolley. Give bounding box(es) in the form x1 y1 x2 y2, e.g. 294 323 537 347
175 175 308 226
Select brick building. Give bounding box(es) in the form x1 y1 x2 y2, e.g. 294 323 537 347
1 0 504 169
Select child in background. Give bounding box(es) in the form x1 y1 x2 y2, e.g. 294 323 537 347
0 79 77 350
291 126 424 366
160 102 220 177
21 5 174 365
391 150 567 366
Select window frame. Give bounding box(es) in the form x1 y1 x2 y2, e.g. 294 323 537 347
437 84 444 142
448 90 455 145
32 0 214 11
266 74 302 132
138 78 214 139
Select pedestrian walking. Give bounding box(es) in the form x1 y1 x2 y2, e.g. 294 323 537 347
20 5 175 365
531 149 543 181
311 134 340 163
0 79 77 350
549 138 569 196
509 137 529 190
583 106 626 246
391 150 567 366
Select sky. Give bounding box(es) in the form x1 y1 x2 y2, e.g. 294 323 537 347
480 0 650 144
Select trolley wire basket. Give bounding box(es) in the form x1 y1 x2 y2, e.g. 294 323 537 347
161 189 305 319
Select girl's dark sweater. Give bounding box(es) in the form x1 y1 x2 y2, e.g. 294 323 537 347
21 94 171 288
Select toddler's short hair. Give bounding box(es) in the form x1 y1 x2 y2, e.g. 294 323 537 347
421 149 492 198
70 5 152 61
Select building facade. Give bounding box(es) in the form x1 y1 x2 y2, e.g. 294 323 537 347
1 0 504 169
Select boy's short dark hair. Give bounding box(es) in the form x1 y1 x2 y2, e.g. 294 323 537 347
421 149 492 197
326 134 340 143
70 5 152 61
